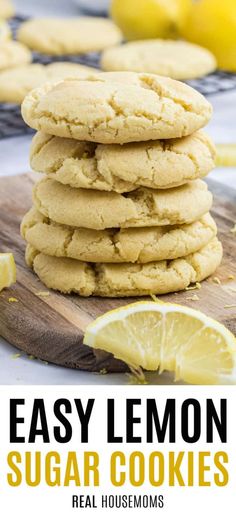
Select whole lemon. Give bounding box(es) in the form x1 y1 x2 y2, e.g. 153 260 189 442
110 0 192 41
182 0 236 72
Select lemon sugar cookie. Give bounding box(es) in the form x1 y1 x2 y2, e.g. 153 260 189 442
0 62 99 103
30 130 216 192
33 177 213 230
21 208 217 264
26 238 223 297
101 39 217 80
0 41 31 71
17 17 122 55
0 0 14 19
21 72 213 144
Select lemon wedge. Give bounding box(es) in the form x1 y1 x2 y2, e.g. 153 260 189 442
0 253 16 292
84 302 236 385
216 144 236 167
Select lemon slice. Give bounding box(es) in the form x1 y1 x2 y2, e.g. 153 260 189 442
84 302 236 385
0 253 16 292
0 20 11 42
216 144 236 167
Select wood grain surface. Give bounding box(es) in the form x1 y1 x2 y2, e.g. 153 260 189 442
0 174 236 373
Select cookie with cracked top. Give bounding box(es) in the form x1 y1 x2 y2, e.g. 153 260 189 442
21 208 217 264
33 177 213 230
25 238 223 297
30 130 216 192
21 72 213 144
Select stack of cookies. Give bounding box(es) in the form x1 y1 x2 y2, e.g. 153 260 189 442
21 72 222 297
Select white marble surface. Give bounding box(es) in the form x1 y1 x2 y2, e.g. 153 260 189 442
0 0 236 384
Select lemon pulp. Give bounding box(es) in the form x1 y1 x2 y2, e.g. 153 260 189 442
84 302 236 385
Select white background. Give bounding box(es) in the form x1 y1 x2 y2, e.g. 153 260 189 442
0 0 236 384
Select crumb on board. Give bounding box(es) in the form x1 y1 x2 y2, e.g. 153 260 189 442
185 282 201 291
150 294 162 303
39 359 49 365
11 353 21 359
230 223 236 234
213 276 221 285
186 294 200 301
224 304 236 309
8 297 18 303
28 355 35 360
228 275 235 280
99 368 107 375
36 291 50 297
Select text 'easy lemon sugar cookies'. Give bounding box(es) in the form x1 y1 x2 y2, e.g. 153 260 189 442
21 71 222 297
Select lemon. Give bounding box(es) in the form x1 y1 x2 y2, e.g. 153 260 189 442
110 0 192 41
0 20 11 42
0 253 16 292
182 0 236 72
216 144 236 167
84 301 236 385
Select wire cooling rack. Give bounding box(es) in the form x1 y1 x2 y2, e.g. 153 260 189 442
1 15 236 139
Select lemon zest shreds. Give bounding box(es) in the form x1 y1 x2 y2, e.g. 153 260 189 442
213 276 221 285
185 282 201 291
186 294 199 301
36 291 50 297
11 353 21 359
127 366 148 385
230 224 236 234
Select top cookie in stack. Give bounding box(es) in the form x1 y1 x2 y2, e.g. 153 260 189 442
21 72 222 298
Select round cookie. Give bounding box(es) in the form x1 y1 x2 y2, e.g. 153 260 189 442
33 178 213 230
17 17 122 55
21 72 213 144
0 41 31 71
25 238 223 297
101 40 217 80
30 130 216 192
0 62 99 104
0 0 14 19
21 208 217 264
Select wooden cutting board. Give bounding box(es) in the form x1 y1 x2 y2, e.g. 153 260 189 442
0 174 236 373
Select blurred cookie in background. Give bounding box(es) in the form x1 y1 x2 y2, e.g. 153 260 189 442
0 41 31 72
0 62 99 103
0 0 14 19
101 39 217 80
17 17 123 55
